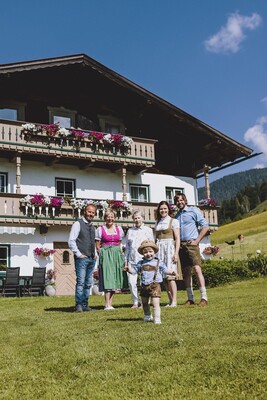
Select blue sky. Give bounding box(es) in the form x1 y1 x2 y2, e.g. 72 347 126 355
1 0 267 183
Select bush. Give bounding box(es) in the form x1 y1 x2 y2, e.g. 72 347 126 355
247 254 267 276
198 257 265 288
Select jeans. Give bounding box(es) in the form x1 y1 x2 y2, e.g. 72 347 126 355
75 257 96 306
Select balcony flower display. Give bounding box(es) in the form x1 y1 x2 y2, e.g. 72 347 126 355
49 196 64 208
20 194 64 208
21 123 39 135
33 247 56 257
198 198 217 207
40 123 60 137
70 198 89 210
203 245 219 255
95 200 109 210
58 127 71 137
66 198 133 217
20 194 64 217
108 200 133 216
21 123 133 150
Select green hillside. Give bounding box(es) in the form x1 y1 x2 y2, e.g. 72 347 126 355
210 211 267 259
247 199 267 216
198 168 267 203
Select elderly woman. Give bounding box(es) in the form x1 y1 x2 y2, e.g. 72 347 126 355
125 210 154 308
95 208 125 310
155 200 182 307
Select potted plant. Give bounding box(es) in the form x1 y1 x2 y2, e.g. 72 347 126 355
45 269 56 296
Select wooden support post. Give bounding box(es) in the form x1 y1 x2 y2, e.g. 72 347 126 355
122 166 127 201
204 164 211 199
16 155 21 194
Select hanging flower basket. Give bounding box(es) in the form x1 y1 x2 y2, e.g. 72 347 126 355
34 247 56 258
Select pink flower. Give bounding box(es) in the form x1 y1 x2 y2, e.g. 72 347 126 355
50 197 64 207
30 194 45 206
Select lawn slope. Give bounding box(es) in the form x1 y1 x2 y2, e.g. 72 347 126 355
0 278 266 400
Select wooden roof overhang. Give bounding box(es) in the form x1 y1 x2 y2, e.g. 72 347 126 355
0 54 253 177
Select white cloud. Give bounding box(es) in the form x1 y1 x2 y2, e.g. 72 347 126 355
260 97 267 107
244 116 267 164
204 12 262 54
253 163 265 169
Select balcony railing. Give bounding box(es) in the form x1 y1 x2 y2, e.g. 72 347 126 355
0 194 218 229
0 120 156 169
198 205 219 230
0 194 157 227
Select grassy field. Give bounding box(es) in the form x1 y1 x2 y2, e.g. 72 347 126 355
210 211 267 260
1 278 266 400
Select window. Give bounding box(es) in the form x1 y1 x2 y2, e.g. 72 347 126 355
98 114 125 135
166 187 184 203
0 102 25 121
105 124 120 134
0 108 17 120
48 107 76 128
0 245 10 270
0 173 7 193
63 250 70 264
130 184 149 202
56 178 75 198
53 116 71 128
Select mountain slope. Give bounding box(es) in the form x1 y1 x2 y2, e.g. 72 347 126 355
198 168 267 203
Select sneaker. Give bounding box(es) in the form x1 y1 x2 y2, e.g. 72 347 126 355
198 299 208 307
182 300 195 306
131 304 139 309
83 306 93 312
154 319 162 324
104 306 115 310
165 303 177 308
144 314 153 322
75 304 83 313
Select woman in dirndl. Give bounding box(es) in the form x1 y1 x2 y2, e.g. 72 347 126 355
95 208 125 310
155 200 182 307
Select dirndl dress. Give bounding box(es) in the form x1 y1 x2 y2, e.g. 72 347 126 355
98 226 125 291
155 216 183 280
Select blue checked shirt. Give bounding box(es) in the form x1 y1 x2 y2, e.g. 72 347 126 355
175 206 208 241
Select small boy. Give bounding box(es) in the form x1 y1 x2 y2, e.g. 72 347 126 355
124 239 178 324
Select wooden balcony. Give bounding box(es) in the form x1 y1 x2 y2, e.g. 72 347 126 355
0 120 156 171
198 205 219 230
0 194 157 228
0 194 218 229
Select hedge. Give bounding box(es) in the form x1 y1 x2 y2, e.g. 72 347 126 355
198 254 267 288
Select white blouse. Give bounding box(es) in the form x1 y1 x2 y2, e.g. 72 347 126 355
154 215 179 232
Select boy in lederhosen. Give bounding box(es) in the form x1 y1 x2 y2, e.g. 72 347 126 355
124 240 178 324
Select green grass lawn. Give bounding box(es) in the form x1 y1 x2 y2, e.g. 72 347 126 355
1 278 266 400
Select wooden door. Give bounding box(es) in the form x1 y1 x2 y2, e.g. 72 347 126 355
54 242 76 296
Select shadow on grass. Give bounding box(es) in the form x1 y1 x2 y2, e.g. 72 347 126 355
44 307 76 313
105 317 144 322
44 306 104 312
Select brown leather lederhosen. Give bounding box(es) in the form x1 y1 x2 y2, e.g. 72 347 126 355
140 260 161 298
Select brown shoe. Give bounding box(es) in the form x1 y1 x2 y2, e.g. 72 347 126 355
198 299 208 307
182 300 195 306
